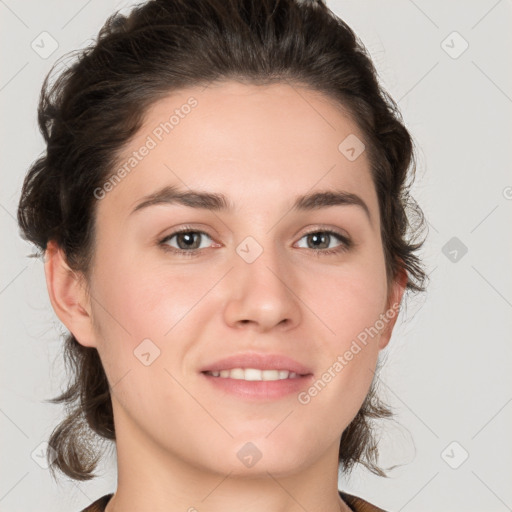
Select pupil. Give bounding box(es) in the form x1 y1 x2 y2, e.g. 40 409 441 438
179 233 198 249
310 233 328 249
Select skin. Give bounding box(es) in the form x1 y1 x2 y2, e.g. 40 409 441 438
45 81 406 512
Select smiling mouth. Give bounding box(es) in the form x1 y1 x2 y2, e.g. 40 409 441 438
202 368 309 381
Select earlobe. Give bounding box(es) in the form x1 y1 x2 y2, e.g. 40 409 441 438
378 266 408 350
44 240 97 348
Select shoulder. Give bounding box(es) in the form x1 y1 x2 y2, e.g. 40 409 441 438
340 491 389 512
79 493 113 512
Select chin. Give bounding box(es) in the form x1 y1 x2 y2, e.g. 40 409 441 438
219 432 318 477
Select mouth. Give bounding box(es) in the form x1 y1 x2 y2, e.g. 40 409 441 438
199 353 314 400
202 368 307 381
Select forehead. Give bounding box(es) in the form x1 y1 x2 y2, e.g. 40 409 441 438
139 80 364 163
100 80 377 221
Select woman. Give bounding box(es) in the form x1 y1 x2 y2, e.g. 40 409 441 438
17 0 427 510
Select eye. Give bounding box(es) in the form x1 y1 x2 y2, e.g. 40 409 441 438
159 229 215 256
158 227 351 258
295 229 351 255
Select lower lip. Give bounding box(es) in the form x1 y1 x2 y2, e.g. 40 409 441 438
201 372 314 400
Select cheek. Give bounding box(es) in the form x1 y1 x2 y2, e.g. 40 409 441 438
91 247 202 335
307 251 389 346
299 250 388 412
89 249 221 386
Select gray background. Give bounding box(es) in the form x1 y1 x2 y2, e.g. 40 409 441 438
1 0 511 511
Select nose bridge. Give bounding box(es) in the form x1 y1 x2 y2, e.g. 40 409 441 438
222 233 301 330
235 233 288 290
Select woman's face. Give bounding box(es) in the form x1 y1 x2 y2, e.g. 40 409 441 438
61 81 405 476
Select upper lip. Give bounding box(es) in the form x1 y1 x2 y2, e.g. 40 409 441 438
200 352 313 375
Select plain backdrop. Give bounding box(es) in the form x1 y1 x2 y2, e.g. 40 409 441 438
1 1 511 511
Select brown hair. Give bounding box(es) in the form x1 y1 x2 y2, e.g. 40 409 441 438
17 0 427 481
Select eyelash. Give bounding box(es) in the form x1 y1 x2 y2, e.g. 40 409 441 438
158 226 352 258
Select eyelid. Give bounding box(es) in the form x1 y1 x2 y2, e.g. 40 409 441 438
158 224 217 242
294 227 352 252
158 225 353 256
159 226 218 249
297 225 350 240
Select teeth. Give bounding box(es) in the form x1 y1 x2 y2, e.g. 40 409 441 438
207 368 300 380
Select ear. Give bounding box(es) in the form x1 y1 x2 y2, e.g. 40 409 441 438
44 240 97 348
378 265 408 350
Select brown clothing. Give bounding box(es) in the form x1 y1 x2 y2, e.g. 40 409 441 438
341 492 387 512
80 491 387 511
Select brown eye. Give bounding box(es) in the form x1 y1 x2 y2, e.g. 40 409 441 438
296 230 351 255
160 230 214 253
306 232 331 249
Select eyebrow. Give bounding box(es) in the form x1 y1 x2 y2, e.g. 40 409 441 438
130 185 371 222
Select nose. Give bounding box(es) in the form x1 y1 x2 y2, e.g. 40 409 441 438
222 241 302 333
